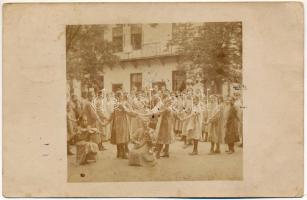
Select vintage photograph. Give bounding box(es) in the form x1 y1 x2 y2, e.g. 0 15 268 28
66 22 243 182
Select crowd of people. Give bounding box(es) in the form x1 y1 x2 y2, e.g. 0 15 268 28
67 83 243 166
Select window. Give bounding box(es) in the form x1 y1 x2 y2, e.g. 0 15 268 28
172 70 186 91
130 73 142 91
112 25 123 52
131 24 142 50
112 84 123 92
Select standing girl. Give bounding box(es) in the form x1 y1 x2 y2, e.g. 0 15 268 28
225 99 240 153
181 91 194 148
110 91 138 159
184 96 203 155
207 95 223 154
155 96 175 159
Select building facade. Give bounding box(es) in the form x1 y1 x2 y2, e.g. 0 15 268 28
101 23 186 92
67 23 241 100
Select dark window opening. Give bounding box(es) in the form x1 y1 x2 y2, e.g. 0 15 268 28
172 70 186 92
130 73 142 91
112 25 123 52
131 24 142 50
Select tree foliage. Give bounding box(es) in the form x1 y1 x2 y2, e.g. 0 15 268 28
169 22 242 85
66 25 119 79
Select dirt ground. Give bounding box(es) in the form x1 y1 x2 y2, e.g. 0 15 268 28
68 141 243 182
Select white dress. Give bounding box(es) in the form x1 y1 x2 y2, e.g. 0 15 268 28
187 104 203 140
221 104 231 144
181 98 194 136
103 98 114 141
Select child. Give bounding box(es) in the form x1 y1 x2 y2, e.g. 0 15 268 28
181 93 194 148
225 99 240 153
182 96 203 155
207 95 223 154
155 97 175 159
110 91 139 159
75 115 111 165
128 118 157 167
173 94 184 139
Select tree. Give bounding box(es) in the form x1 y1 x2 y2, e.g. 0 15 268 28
66 25 119 80
169 22 242 91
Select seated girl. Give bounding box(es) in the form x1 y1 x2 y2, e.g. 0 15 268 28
128 118 157 167
75 115 110 165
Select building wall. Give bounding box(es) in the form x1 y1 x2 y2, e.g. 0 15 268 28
104 23 172 45
103 24 173 60
103 57 178 92
95 23 180 93
142 23 172 44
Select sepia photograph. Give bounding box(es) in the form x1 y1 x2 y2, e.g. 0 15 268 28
3 2 303 197
66 22 243 182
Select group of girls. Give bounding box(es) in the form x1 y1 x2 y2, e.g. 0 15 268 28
67 86 242 165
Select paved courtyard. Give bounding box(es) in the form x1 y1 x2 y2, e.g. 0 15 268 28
68 141 243 182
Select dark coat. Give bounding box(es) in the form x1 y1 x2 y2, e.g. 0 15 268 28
225 106 240 144
110 103 130 145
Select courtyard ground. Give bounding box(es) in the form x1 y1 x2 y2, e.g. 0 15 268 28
68 141 243 182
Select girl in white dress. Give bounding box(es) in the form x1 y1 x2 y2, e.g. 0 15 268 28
103 93 114 141
181 92 194 148
182 96 203 155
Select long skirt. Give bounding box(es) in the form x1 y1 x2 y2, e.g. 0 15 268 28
187 117 202 140
225 120 240 144
174 118 183 132
208 121 223 144
110 112 130 145
76 141 99 164
182 116 194 136
128 144 157 167
156 115 174 144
